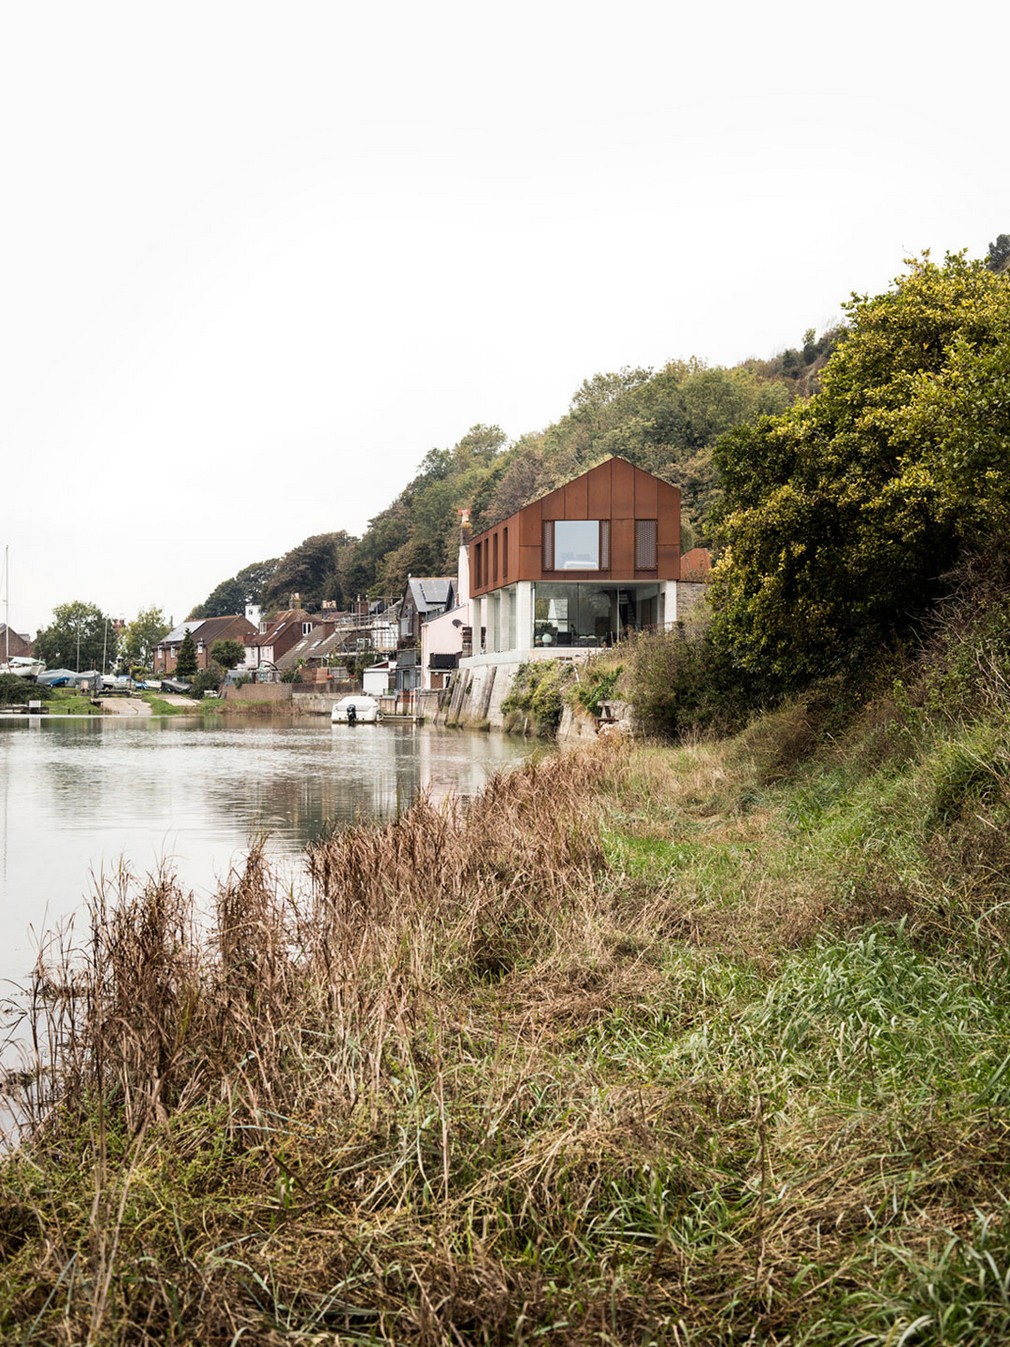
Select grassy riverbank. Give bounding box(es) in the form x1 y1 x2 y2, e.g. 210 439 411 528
3 671 1010 1343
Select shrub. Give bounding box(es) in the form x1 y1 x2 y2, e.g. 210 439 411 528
189 663 225 698
569 659 624 717
0 675 51 706
501 659 574 736
625 627 758 740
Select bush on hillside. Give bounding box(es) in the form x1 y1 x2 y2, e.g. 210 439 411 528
710 252 1010 692
501 659 574 736
624 626 760 741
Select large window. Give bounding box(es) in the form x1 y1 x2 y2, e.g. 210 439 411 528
533 583 660 647
543 520 610 571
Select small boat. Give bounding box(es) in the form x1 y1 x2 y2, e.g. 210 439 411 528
332 694 381 724
0 655 45 679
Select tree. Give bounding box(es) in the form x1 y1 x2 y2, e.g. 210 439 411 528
987 233 1010 273
34 601 111 671
121 606 170 673
709 251 1010 689
175 629 199 680
263 533 356 612
190 559 279 619
210 638 245 670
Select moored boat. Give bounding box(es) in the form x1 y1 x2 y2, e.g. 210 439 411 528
331 694 381 724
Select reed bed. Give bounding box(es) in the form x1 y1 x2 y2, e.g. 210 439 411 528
2 722 1010 1345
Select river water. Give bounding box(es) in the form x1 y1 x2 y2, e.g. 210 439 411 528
0 714 531 992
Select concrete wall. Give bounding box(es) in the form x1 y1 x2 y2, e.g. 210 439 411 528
442 657 521 730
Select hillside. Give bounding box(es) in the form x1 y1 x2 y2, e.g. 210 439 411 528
189 351 813 619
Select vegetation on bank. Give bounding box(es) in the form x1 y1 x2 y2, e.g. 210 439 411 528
7 243 1010 1343
6 556 1010 1343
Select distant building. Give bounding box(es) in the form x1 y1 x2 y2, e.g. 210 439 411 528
0 624 34 661
397 576 456 694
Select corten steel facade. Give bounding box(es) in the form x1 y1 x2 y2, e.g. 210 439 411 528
466 457 685 659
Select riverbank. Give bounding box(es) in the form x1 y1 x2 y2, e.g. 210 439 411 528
3 698 1010 1343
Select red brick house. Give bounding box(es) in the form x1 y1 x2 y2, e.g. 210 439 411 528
0 624 35 661
154 615 258 675
243 608 317 677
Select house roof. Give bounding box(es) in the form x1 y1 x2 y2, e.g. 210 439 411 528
680 547 712 581
159 615 255 647
478 454 677 533
406 577 454 613
274 622 340 669
246 609 312 649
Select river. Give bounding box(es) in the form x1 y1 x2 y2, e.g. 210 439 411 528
0 714 531 993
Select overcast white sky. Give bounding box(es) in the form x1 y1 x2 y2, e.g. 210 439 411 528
2 0 1007 635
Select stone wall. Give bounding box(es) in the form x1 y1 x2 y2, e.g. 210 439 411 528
223 683 292 705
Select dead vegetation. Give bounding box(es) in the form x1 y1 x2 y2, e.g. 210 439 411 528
4 702 1010 1344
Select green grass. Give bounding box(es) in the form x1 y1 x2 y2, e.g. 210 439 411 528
5 689 1010 1343
47 688 103 715
137 691 197 715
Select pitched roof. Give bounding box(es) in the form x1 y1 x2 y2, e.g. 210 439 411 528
158 615 255 647
246 609 312 649
406 577 454 613
680 547 712 581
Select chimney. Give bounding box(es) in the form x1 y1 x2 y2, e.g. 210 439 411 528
457 508 472 609
290 593 301 610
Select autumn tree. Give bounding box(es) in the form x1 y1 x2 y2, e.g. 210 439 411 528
121 606 170 673
987 233 1010 273
262 533 359 612
190 559 280 619
210 638 246 670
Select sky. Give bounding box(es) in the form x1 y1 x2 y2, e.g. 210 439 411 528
3 0 1008 636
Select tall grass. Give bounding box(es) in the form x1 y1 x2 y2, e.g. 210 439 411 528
4 681 1010 1343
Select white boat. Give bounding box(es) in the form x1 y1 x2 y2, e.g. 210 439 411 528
1 548 44 678
0 655 46 678
331 694 381 724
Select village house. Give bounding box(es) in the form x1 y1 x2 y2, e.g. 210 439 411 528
154 613 258 676
396 576 456 695
243 598 317 678
418 514 473 692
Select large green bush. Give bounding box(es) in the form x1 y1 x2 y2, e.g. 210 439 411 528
0 675 51 706
710 253 1010 691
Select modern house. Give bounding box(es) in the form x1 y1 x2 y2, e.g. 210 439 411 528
463 455 694 665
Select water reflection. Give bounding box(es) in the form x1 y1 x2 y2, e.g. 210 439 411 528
0 715 530 987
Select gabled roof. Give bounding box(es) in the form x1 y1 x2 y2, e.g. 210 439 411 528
405 577 454 613
680 547 712 581
246 609 312 649
159 615 255 647
274 622 340 669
